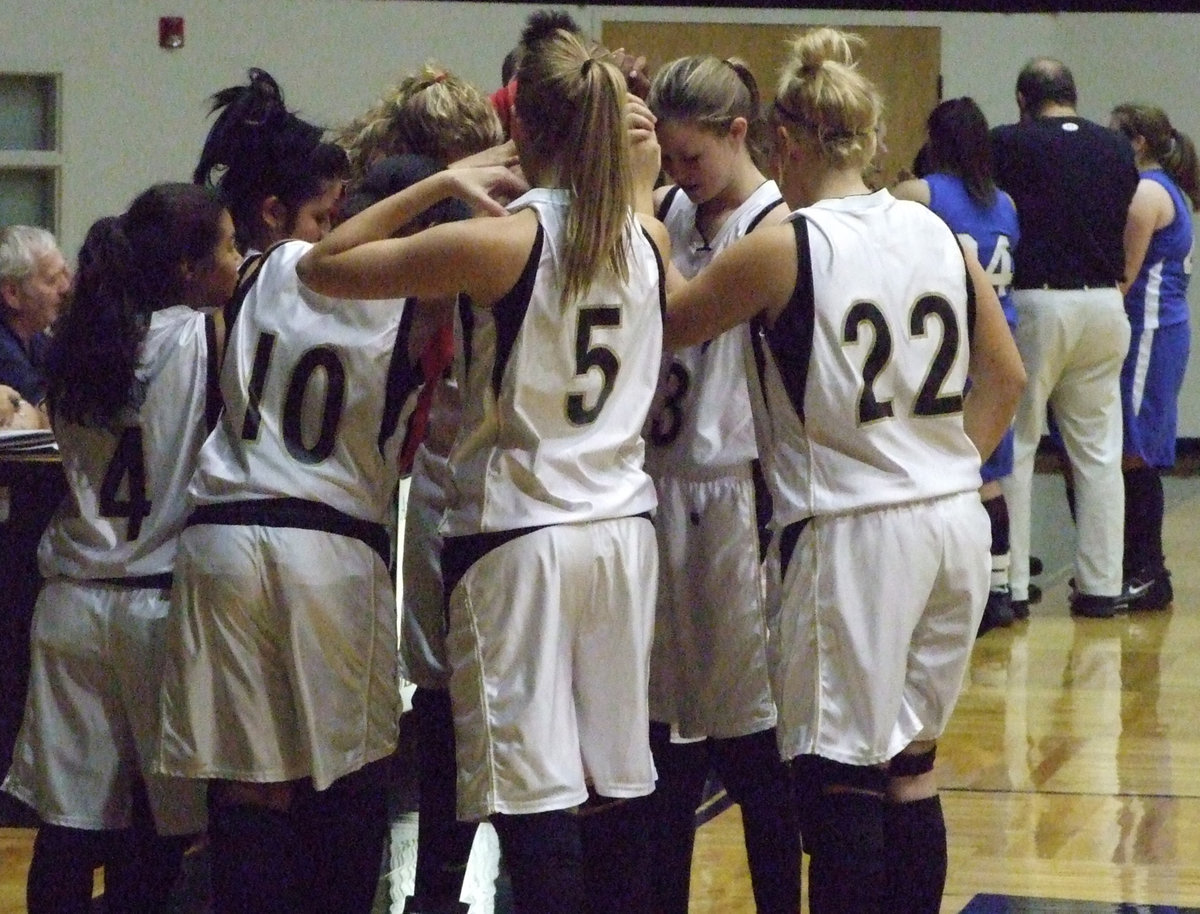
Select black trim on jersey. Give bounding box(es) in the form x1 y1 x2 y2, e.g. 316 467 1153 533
441 511 654 604
758 217 816 425
379 299 422 456
656 185 682 222
642 225 669 324
203 312 222 433
489 222 544 400
746 197 785 234
964 262 977 346
186 497 391 565
751 458 773 561
225 241 288 331
89 573 174 590
458 296 475 381
778 517 812 582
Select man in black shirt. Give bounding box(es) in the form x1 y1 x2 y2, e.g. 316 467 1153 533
991 58 1138 619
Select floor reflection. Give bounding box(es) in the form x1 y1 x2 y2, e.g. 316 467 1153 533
961 896 1200 913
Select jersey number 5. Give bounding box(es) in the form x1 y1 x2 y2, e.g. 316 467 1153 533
566 306 621 426
843 294 964 426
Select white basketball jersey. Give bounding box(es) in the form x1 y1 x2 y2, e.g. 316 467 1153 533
190 241 416 525
645 181 782 476
39 306 216 579
752 190 982 528
441 188 663 535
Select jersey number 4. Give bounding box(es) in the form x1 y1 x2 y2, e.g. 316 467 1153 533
844 294 964 425
957 233 1013 299
99 426 151 541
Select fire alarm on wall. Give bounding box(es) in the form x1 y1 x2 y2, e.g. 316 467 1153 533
159 16 185 49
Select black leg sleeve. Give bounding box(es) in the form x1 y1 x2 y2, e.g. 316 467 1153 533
792 755 886 914
298 758 392 914
26 823 106 914
207 800 304 914
580 792 654 914
713 729 801 914
491 810 585 914
884 794 948 914
646 721 711 914
410 687 479 908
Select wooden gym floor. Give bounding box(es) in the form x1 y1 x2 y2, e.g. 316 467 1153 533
1 470 1198 912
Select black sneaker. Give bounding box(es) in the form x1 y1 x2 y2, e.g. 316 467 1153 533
978 588 1015 636
1126 569 1173 612
1030 556 1044 577
1069 591 1122 618
1010 583 1038 621
1068 577 1139 607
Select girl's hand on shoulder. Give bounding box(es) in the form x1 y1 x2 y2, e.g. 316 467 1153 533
448 165 529 216
449 139 519 171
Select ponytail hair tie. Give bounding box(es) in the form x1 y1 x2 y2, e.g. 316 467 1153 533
580 58 594 78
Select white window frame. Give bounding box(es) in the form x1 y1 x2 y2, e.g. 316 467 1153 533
0 72 61 236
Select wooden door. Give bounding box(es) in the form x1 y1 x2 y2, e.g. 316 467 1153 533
600 21 941 189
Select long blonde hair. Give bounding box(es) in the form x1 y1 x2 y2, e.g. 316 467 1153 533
772 28 881 172
515 26 633 307
336 65 503 183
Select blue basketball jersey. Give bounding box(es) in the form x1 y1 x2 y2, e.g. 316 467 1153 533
926 173 1020 327
1125 168 1192 330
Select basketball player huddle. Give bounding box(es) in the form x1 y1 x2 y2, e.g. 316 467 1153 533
3 12 1031 914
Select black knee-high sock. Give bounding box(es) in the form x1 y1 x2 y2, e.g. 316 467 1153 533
101 774 195 913
982 494 1010 556
646 721 710 914
492 810 585 914
1123 467 1165 576
103 829 193 913
411 687 477 909
579 794 654 914
807 790 886 914
208 802 303 914
300 759 391 914
793 756 886 914
26 823 106 914
713 730 801 914
884 795 948 914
